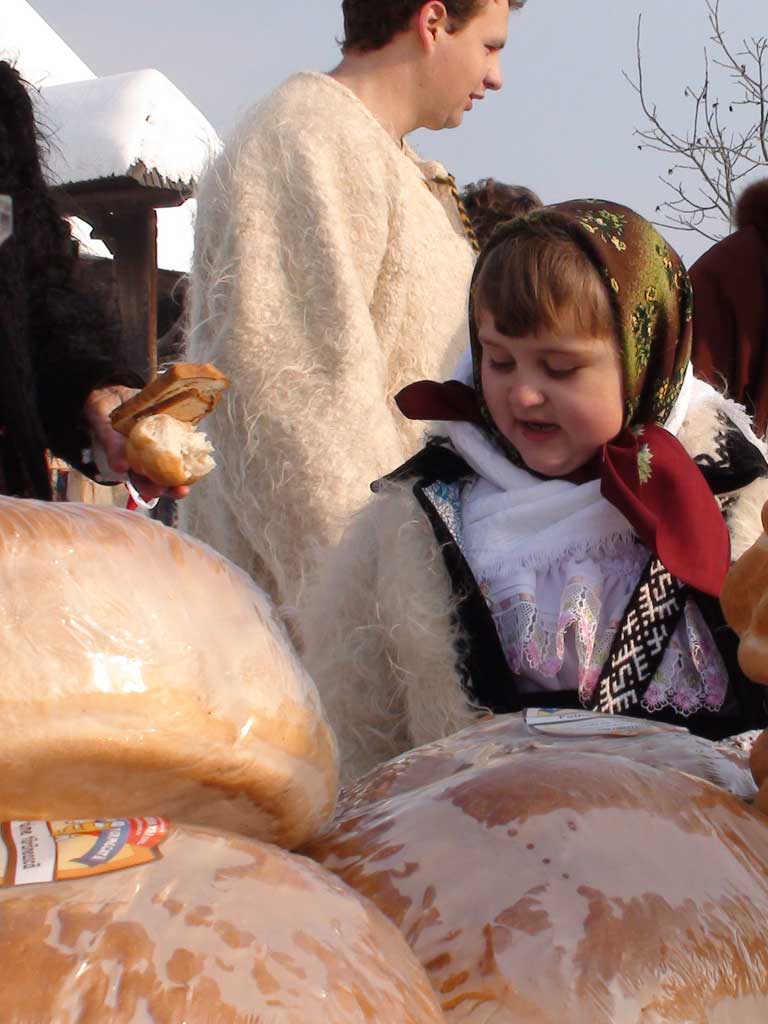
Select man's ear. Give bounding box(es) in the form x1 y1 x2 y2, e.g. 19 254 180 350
413 1 450 52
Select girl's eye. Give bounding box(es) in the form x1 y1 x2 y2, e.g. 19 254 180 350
489 358 515 372
545 365 579 379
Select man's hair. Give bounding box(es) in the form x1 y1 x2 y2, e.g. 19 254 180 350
461 179 542 249
473 217 616 341
341 0 523 55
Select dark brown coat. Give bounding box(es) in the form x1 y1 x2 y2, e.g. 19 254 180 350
690 179 768 434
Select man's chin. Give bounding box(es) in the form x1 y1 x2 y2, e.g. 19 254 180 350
424 113 464 132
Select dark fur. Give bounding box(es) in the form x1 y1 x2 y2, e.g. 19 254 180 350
0 61 135 498
735 178 768 240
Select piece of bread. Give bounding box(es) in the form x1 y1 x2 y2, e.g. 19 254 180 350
110 363 229 437
304 725 768 1022
0 497 338 849
721 500 768 684
751 729 768 788
0 821 447 1023
125 414 215 487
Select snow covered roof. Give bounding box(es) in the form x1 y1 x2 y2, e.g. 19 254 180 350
0 0 95 87
40 69 220 192
1 1 218 271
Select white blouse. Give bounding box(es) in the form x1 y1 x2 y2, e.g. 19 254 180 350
462 473 729 717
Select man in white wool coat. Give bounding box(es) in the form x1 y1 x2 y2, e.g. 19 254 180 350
183 0 523 629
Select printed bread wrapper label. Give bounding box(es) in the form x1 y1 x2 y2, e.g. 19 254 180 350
0 817 168 887
524 707 686 738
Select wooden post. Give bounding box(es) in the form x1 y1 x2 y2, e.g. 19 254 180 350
92 207 159 381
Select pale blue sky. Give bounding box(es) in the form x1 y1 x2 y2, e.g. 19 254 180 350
32 0 766 265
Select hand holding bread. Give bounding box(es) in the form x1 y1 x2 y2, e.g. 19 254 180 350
110 363 229 488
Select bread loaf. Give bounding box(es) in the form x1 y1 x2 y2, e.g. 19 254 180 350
751 729 768 787
110 363 229 436
0 820 446 1023
334 711 756 810
125 414 216 487
721 500 768 684
0 497 337 848
719 502 768 816
305 724 768 1022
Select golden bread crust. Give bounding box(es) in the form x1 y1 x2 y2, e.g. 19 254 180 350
0 497 338 848
110 363 229 436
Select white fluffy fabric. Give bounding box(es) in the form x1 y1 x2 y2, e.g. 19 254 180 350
181 72 475 615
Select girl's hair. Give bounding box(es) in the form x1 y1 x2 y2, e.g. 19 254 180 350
460 179 542 249
473 216 616 341
341 0 523 54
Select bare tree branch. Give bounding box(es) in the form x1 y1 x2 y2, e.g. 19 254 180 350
626 0 768 241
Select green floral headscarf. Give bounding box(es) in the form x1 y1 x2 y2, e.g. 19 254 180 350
468 199 694 459
396 199 729 596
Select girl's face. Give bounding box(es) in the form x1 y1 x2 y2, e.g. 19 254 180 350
476 309 625 478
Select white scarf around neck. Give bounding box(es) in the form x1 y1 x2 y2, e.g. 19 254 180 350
442 355 698 581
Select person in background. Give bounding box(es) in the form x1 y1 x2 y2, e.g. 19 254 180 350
183 0 524 623
461 178 542 248
689 178 768 436
300 201 768 781
0 61 184 503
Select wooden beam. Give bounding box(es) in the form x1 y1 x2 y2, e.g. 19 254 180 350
53 178 190 218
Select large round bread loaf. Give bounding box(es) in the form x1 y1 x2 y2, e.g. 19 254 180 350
304 728 768 1022
334 712 756 810
721 500 768 684
0 820 446 1023
751 729 768 787
0 498 337 848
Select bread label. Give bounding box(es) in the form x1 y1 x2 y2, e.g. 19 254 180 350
0 817 168 887
524 707 686 738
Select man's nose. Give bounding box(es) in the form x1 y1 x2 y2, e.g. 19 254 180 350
485 58 503 92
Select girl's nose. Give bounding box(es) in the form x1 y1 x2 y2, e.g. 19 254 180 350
512 382 545 409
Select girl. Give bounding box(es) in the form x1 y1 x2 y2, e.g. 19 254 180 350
301 200 768 781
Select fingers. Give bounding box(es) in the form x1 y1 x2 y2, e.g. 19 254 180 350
83 386 137 476
101 431 131 477
129 474 190 503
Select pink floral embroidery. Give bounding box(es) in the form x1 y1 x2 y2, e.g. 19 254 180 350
489 564 728 716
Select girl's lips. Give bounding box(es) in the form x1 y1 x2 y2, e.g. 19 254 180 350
518 421 560 443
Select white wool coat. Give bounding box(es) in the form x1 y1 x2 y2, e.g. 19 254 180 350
182 72 475 613
300 392 768 783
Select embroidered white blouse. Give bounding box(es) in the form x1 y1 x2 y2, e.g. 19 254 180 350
463 477 728 717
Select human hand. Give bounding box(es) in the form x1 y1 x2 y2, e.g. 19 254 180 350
83 386 190 502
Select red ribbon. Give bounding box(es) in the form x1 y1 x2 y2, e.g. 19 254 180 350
602 425 730 597
396 380 484 426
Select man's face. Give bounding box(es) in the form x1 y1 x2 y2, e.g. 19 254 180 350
425 0 510 130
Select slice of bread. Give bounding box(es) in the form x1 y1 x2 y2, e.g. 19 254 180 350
125 414 216 487
110 363 229 436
